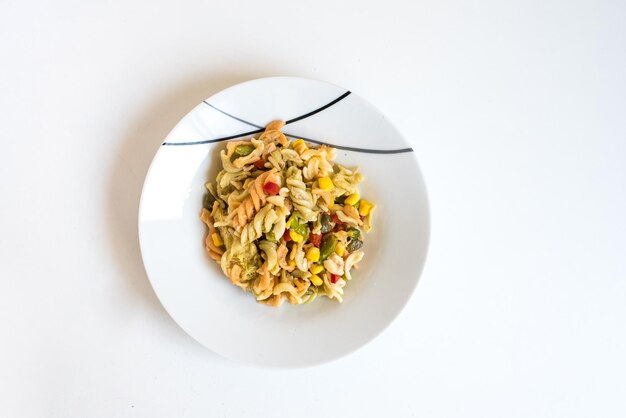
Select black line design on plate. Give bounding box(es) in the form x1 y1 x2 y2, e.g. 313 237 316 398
164 91 350 146
284 91 351 124
163 91 413 153
203 101 263 129
165 128 265 146
203 101 413 153
282 133 413 154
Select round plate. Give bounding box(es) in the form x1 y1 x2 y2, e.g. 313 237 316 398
138 77 430 367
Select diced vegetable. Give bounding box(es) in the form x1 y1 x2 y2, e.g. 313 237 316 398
347 228 361 240
318 177 334 191
346 239 363 252
309 233 322 247
265 231 277 242
292 223 308 237
335 242 345 257
320 213 332 233
234 144 255 156
289 214 309 237
334 195 347 204
254 159 266 169
330 274 340 284
358 199 373 216
211 233 224 247
287 213 298 228
331 213 343 225
309 264 324 275
310 274 323 286
344 193 360 206
306 247 320 263
283 230 292 242
289 230 304 243
320 235 338 261
203 193 216 209
263 181 280 196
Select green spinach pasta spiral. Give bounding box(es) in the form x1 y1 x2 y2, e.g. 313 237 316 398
200 121 375 307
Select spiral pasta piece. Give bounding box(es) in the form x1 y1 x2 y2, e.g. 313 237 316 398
286 166 317 222
240 203 275 244
229 169 276 231
276 243 294 272
258 240 279 275
200 208 224 261
335 204 363 227
343 251 364 281
323 254 345 276
323 272 346 302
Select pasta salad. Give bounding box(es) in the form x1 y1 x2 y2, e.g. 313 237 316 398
201 121 374 306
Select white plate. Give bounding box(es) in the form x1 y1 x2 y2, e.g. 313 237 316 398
138 77 430 367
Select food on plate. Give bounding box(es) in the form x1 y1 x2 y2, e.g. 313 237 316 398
201 121 374 306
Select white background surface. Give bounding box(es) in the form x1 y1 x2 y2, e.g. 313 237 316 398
1 1 625 417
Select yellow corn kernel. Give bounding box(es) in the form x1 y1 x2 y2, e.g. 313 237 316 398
359 199 373 216
310 274 323 286
309 264 324 275
318 177 334 191
292 139 308 154
211 233 224 247
306 247 320 263
289 230 304 243
335 242 345 257
344 193 360 206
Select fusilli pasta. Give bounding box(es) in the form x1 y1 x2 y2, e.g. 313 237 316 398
201 121 375 306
